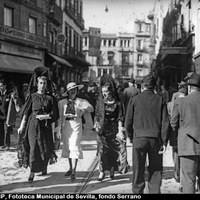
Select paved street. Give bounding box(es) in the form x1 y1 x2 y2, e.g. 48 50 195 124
0 118 183 194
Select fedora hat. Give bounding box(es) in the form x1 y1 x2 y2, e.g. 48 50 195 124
184 72 194 81
188 73 200 87
178 81 187 89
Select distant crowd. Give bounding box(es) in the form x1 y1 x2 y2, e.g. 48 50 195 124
1 67 200 194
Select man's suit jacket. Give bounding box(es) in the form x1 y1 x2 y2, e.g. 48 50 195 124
171 91 200 156
124 86 140 111
125 90 169 146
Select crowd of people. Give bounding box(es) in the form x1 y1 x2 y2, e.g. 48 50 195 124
1 65 200 194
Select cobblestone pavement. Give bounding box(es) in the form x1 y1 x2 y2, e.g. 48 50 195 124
0 117 190 194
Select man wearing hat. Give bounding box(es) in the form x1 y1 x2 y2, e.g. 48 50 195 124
123 79 140 112
171 73 200 193
125 74 169 193
168 81 187 190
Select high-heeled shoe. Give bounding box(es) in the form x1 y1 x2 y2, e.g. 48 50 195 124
41 170 47 175
97 172 105 181
28 172 35 182
65 170 72 176
71 173 76 180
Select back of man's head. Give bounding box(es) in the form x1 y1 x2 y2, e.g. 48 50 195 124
128 79 135 87
142 74 156 90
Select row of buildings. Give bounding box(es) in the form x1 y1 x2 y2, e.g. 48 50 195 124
83 20 152 85
2 0 198 90
0 0 90 90
149 0 200 89
83 0 200 90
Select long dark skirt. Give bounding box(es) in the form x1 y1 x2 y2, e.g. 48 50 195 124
17 115 57 172
97 134 128 174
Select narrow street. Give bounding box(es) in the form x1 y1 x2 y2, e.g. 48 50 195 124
0 120 183 194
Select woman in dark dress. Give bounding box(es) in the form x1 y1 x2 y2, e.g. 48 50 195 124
94 74 128 181
17 66 59 182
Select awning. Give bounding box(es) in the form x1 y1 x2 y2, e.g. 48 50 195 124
0 53 44 74
48 53 72 67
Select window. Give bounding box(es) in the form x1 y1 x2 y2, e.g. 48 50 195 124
85 37 88 46
124 40 127 47
128 40 130 47
138 40 143 50
49 32 53 43
113 40 116 47
122 52 129 65
98 69 101 77
103 69 107 75
146 25 150 33
43 22 47 37
104 39 107 46
108 40 111 47
139 23 142 32
120 40 123 47
109 69 113 75
29 17 36 34
4 7 13 27
137 69 142 76
137 54 142 61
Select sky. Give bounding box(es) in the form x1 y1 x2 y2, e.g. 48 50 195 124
82 0 157 34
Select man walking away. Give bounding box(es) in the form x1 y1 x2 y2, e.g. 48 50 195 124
123 79 140 112
125 74 170 194
171 73 200 193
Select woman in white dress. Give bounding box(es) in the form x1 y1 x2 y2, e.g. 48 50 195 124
57 82 94 179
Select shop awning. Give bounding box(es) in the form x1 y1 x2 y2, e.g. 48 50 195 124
0 53 44 74
48 53 72 67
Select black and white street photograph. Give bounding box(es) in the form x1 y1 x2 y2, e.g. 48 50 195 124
1 0 200 195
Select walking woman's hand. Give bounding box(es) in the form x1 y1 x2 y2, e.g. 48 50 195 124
17 127 23 135
158 145 166 154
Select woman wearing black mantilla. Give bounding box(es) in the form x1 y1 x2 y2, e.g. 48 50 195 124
17 66 59 182
94 74 128 181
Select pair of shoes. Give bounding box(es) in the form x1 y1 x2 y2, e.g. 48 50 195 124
65 170 72 176
71 173 76 180
28 173 35 182
97 172 105 181
41 170 47 175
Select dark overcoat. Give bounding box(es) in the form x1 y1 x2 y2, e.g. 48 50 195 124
171 91 200 156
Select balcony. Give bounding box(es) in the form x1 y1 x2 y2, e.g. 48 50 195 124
49 3 63 26
64 4 84 30
137 46 149 53
137 60 144 66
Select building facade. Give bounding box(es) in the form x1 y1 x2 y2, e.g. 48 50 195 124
152 0 196 90
0 0 90 90
83 31 135 85
0 0 48 87
134 19 151 83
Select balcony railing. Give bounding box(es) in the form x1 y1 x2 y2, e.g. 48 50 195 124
64 4 84 30
49 3 63 26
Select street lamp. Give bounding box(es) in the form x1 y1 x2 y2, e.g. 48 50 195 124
105 5 109 13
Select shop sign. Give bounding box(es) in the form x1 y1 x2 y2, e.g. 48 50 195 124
0 25 46 46
57 34 65 43
162 47 188 54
